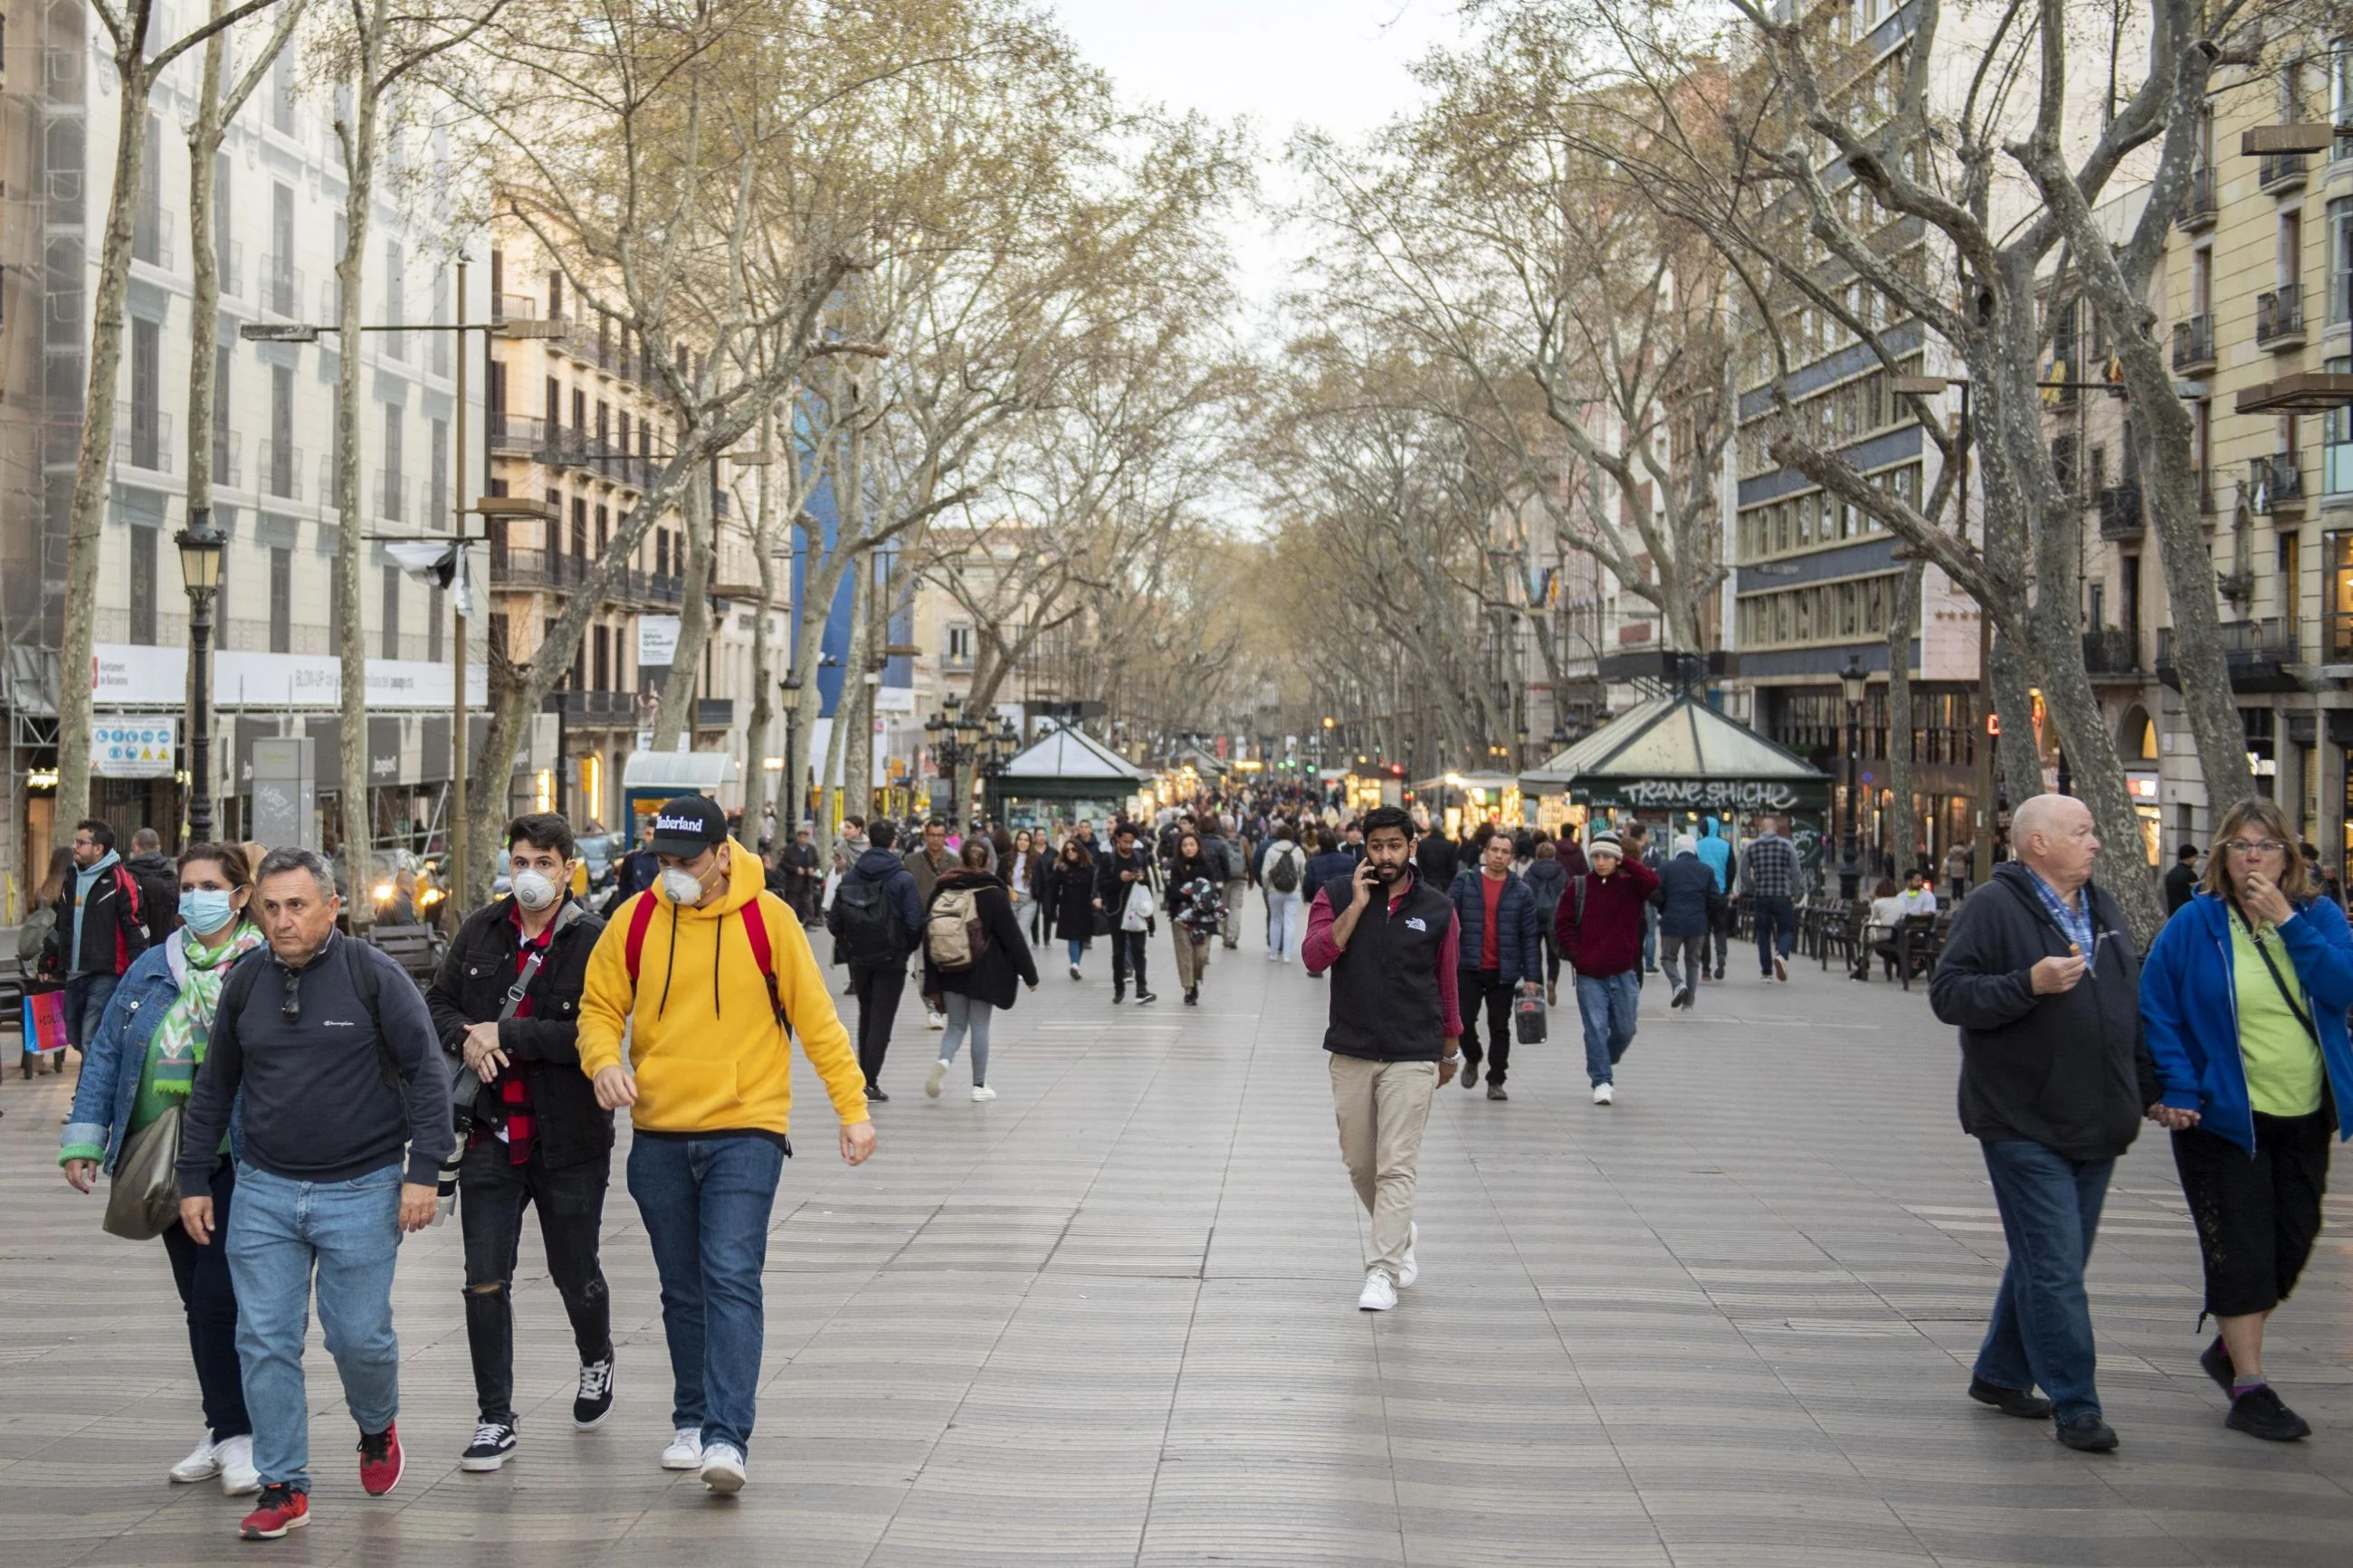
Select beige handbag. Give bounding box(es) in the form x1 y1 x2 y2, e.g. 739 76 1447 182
102 1104 186 1241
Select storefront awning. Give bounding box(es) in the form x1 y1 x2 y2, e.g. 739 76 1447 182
997 724 1150 784
1520 692 1830 813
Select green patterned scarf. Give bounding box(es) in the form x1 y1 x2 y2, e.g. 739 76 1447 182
149 923 267 1101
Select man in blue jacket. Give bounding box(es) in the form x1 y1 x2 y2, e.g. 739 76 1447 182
1448 832 1541 1101
1928 794 2158 1455
1657 835 1717 1010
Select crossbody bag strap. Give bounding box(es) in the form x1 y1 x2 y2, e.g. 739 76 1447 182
500 902 580 1022
2234 903 2319 1042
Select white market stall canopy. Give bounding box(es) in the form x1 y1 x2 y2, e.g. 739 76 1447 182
1520 692 1829 813
624 749 741 794
996 725 1150 784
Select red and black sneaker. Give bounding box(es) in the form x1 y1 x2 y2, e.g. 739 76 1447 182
238 1483 310 1540
357 1421 405 1497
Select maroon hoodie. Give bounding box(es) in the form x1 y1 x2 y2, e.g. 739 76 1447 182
1555 857 1661 978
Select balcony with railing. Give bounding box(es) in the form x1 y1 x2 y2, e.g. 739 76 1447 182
488 415 662 489
114 402 172 474
378 468 405 523
213 429 242 489
2176 166 2218 229
2259 150 2309 193
260 440 303 499
2171 313 2216 374
491 293 543 322
551 689 637 727
133 207 176 271
2096 480 2143 538
219 239 244 299
491 548 686 609
693 698 735 730
2256 283 2305 349
2081 626 2140 676
260 255 304 318
2250 454 2305 515
2157 616 2302 689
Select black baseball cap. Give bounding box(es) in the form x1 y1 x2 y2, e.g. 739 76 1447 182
648 794 728 858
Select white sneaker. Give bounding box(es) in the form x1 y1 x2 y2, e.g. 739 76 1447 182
1068 963 1081 981
970 1085 996 1102
926 1060 949 1098
169 1434 222 1484
1593 1082 1615 1106
1398 1223 1419 1288
1773 954 1788 982
215 1434 260 1496
926 1011 946 1031
661 1427 703 1470
700 1442 747 1493
1358 1269 1398 1312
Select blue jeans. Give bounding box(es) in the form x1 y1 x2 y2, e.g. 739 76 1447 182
1574 971 1641 1086
941 991 993 1084
1266 891 1301 958
1754 895 1796 973
1975 1139 2113 1424
1066 936 1086 968
1641 906 1657 972
224 1161 405 1492
627 1135 786 1456
64 971 118 1050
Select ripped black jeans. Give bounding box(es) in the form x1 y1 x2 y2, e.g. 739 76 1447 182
460 1136 613 1424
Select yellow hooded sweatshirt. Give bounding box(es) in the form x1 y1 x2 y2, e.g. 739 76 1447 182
576 838 868 1136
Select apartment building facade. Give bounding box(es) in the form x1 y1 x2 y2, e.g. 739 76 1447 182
0 6 487 902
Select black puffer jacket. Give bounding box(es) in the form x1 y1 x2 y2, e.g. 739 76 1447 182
1928 861 2158 1162
920 870 1039 1010
426 897 613 1171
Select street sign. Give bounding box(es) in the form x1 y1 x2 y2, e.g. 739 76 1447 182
91 715 176 778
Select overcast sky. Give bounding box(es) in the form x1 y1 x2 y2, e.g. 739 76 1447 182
1048 0 1470 312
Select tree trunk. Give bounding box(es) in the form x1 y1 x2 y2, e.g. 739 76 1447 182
652 472 714 751
330 5 387 918
842 553 879 826
1990 632 2044 809
2140 426 2255 823
744 434 777 844
1883 561 1922 875
55 45 163 841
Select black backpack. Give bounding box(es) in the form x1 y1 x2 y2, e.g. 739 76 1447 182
833 871 901 965
1265 843 1301 894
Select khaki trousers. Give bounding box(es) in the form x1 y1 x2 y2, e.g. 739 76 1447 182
1171 926 1212 991
1328 1054 1438 1279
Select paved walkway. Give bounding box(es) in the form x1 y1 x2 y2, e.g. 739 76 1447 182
3 915 2349 1566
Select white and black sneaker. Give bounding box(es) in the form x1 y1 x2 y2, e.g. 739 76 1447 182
573 1354 615 1429
461 1421 518 1472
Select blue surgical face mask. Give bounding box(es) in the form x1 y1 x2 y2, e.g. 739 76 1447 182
179 889 239 936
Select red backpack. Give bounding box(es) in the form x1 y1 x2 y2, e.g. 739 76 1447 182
623 891 788 1026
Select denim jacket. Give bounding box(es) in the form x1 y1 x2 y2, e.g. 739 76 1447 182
59 938 246 1174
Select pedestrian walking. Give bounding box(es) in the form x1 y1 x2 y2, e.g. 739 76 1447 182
1093 823 1159 1005
426 814 615 1473
578 795 874 1494
1166 832 1224 1005
1005 829 1043 944
1741 813 1801 981
174 847 454 1539
1212 816 1249 951
61 841 265 1497
1656 835 1715 1010
921 840 1040 1101
1944 839 1973 904
827 819 927 1101
779 825 823 924
1623 821 1663 977
2163 841 2200 916
17 846 74 1078
1447 830 1541 1100
1302 805 1461 1312
904 820 955 1030
1302 825 1357 918
1928 794 2157 1453
125 826 182 940
1260 824 1307 963
609 817 662 911
1523 839 1567 1005
38 818 153 1067
2139 797 2353 1444
1556 831 1660 1106
1044 837 1098 979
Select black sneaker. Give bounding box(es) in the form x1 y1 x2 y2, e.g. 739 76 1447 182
573 1354 615 1430
2054 1413 2119 1452
866 1084 891 1103
1135 991 1158 1004
1968 1376 2053 1420
2197 1336 2234 1396
1486 1082 1508 1101
1184 989 1198 1005
2225 1383 2311 1441
1461 1061 1479 1089
460 1421 518 1473
1112 989 1125 1005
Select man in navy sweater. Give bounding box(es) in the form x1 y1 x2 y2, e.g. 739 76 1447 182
176 847 452 1540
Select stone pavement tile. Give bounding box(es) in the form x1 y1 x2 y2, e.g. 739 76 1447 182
1887 1502 2203 1565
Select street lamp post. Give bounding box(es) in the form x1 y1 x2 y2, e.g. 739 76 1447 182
1839 653 1868 901
175 508 227 844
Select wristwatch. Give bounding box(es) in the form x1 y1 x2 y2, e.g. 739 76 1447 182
1439 1052 1463 1066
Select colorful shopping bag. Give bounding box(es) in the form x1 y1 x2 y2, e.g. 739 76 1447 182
23 990 69 1058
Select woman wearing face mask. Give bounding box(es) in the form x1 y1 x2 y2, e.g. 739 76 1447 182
60 843 267 1495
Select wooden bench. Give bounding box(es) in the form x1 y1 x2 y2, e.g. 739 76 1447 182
367 926 443 991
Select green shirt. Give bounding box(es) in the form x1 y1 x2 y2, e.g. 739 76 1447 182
2230 914 2325 1117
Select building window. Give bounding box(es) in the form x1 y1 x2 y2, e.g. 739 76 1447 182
129 527 157 644
130 317 161 469
594 625 610 691
381 564 402 658
214 345 233 481
946 622 974 668
270 546 292 652
2333 197 2353 322
380 403 403 520
429 418 448 527
428 585 443 663
2327 357 2353 494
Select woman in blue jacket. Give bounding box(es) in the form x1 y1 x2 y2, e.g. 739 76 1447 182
59 842 268 1492
2140 798 2353 1444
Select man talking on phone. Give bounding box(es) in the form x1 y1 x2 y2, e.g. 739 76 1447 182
1301 804 1462 1313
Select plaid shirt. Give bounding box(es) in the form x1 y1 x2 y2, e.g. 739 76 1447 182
488 906 554 1166
2024 866 2095 955
1740 832 1799 900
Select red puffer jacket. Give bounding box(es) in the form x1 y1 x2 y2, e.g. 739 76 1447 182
1555 859 1661 979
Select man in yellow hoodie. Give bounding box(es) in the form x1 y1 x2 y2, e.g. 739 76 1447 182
577 794 873 1495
